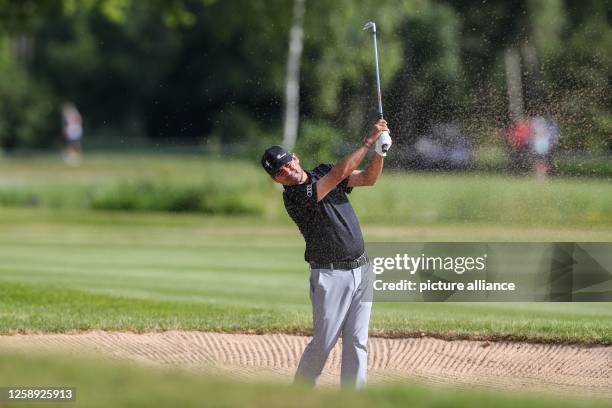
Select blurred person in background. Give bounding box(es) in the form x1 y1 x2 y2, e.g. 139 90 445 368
62 102 83 165
531 116 559 179
505 118 533 174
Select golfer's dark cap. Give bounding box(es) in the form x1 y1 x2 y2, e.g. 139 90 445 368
261 145 293 176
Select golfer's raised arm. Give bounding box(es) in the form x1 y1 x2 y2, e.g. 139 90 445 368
348 121 392 187
316 119 388 202
347 152 384 187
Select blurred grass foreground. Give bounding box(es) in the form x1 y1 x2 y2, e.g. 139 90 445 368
0 153 611 226
1 352 609 408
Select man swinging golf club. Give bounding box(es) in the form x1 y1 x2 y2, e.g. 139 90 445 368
260 118 391 390
261 20 392 389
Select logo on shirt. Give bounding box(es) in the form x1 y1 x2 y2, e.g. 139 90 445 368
306 183 313 197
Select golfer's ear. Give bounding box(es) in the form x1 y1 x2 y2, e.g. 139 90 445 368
293 154 299 163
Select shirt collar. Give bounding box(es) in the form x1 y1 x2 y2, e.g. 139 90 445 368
283 169 312 190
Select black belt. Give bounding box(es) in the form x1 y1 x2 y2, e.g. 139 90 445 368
309 253 369 270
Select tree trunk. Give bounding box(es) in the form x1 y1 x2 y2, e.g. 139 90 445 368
12 32 33 63
282 0 306 150
504 46 524 122
521 36 547 115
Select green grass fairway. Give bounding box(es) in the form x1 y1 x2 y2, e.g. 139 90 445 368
0 352 609 408
1 208 610 344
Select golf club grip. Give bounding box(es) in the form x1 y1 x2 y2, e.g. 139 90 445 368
379 114 386 151
381 130 389 153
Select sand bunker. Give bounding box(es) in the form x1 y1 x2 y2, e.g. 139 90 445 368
0 331 610 396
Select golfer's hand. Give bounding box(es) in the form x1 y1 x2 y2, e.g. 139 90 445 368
364 119 389 148
375 132 392 156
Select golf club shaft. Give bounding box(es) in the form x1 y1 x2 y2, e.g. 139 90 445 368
372 30 384 118
369 26 389 153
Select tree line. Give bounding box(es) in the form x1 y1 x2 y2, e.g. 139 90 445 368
0 0 609 156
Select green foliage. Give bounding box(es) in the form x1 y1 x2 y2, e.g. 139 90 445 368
294 121 342 168
302 0 404 115
91 180 263 215
540 2 612 151
0 154 275 216
0 57 60 149
387 3 466 137
0 0 610 156
0 0 193 32
210 106 275 157
555 156 612 178
0 190 38 207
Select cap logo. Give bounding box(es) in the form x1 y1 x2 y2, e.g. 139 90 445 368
277 153 287 159
265 160 271 168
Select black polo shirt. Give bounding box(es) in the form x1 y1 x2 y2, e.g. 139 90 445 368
283 163 364 264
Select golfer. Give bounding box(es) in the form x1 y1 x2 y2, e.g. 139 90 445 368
260 119 391 389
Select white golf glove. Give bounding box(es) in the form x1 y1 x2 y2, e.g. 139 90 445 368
375 131 392 156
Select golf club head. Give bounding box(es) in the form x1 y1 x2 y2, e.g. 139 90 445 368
362 21 376 32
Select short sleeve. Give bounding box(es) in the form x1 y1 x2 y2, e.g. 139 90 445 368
339 177 353 194
318 163 352 194
318 163 334 174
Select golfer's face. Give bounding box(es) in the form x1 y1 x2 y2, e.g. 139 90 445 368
274 155 303 185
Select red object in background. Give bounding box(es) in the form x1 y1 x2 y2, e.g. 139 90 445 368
507 120 532 149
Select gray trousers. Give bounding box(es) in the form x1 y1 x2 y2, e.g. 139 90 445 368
294 262 372 389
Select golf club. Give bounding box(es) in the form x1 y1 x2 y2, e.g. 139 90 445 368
363 20 390 153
